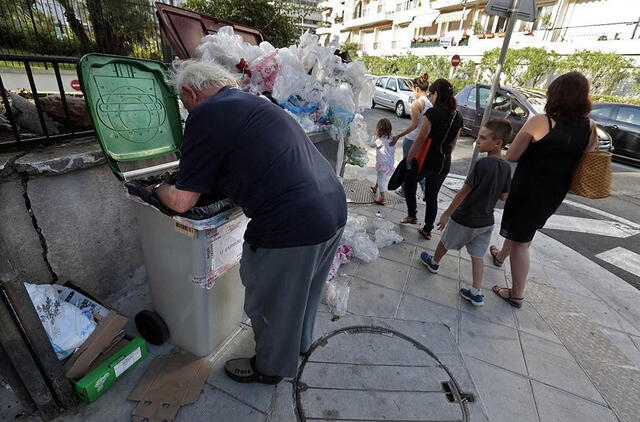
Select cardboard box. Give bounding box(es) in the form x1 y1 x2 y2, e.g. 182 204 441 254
58 282 147 403
74 335 147 403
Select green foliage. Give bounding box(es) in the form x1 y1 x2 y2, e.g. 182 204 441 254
452 59 477 81
340 42 359 60
560 50 635 95
591 94 640 106
515 47 560 88
184 0 313 47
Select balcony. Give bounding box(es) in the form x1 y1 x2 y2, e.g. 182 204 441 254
431 0 481 10
343 5 394 29
317 1 334 10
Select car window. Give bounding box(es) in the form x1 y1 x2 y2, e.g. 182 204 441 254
375 77 388 88
519 89 546 114
511 98 527 117
386 78 397 91
467 88 476 104
398 78 413 91
479 87 509 111
591 105 613 120
614 106 640 126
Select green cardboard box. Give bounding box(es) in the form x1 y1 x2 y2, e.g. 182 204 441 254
73 335 147 404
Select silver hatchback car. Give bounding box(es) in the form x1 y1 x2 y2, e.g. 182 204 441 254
372 76 415 118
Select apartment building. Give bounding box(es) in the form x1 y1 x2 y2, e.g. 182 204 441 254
317 0 640 62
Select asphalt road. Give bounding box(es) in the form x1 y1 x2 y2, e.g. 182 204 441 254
361 106 640 290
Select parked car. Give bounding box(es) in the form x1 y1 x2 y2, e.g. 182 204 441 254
372 76 415 118
591 103 640 164
456 84 612 151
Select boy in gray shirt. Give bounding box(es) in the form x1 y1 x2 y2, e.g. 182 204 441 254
420 119 512 306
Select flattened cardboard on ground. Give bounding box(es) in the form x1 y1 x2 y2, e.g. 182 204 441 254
128 351 214 421
63 311 129 380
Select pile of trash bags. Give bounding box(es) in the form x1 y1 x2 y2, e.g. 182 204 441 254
322 215 404 317
194 28 374 167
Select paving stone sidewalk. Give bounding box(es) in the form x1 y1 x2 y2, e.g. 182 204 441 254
3 185 640 422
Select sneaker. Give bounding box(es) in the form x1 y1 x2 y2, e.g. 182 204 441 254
400 216 417 225
420 252 439 273
460 288 485 306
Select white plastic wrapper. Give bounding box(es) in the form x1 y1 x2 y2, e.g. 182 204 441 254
323 277 350 316
25 283 96 360
351 232 379 262
348 114 369 149
375 228 404 248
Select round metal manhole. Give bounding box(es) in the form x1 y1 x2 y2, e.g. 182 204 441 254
343 179 399 205
294 326 472 421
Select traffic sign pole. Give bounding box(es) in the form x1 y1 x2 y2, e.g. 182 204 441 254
466 0 521 175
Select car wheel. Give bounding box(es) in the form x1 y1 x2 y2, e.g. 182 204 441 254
371 99 376 108
395 101 405 118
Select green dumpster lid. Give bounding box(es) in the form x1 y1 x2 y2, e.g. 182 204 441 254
77 54 182 180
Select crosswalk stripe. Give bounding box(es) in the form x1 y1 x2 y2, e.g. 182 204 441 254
595 247 640 276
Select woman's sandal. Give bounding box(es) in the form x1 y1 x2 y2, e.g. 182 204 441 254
370 186 378 195
492 286 523 309
418 227 431 240
374 199 386 206
489 245 504 268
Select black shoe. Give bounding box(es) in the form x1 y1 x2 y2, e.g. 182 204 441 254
224 355 282 385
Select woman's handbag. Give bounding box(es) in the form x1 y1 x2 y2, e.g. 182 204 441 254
387 158 407 191
569 120 612 199
414 137 432 173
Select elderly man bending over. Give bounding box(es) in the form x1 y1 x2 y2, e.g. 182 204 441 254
152 60 347 384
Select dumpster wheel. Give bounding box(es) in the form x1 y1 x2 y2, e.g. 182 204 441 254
135 310 170 345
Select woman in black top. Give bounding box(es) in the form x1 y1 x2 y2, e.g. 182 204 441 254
490 72 598 308
402 79 463 240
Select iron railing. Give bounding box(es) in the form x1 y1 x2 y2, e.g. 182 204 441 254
0 54 94 152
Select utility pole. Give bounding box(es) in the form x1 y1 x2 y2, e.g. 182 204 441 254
467 0 521 174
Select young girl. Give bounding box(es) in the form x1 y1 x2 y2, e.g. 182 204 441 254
371 118 395 205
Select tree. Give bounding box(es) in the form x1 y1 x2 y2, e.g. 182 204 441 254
560 50 634 94
340 42 359 60
183 0 315 48
514 47 560 88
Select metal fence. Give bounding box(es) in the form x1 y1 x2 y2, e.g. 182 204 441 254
0 0 168 67
0 54 94 152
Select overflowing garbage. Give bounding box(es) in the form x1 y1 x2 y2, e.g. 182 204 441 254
193 28 374 167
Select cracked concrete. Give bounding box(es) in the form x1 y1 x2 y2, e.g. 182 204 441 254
1 138 143 297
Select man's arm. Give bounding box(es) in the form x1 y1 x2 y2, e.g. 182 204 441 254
437 183 472 230
154 184 201 213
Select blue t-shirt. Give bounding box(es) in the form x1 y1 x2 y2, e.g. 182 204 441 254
176 87 347 248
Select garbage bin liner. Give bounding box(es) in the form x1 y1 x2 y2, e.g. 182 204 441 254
125 178 234 220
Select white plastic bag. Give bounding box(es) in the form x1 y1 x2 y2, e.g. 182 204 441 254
351 232 379 262
348 114 369 149
25 283 96 360
323 277 350 316
375 228 404 248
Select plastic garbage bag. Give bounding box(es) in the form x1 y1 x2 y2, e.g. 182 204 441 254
326 245 353 282
24 283 96 360
351 232 379 262
348 114 368 149
345 145 368 167
249 50 280 94
374 228 404 248
323 276 350 316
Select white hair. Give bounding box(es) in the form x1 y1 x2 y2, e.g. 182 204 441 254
169 59 238 95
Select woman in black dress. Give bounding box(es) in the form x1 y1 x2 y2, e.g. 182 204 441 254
490 72 598 308
402 79 463 240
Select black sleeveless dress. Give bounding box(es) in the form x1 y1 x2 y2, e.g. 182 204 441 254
500 115 590 242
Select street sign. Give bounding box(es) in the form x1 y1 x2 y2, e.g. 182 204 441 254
451 55 461 67
439 37 453 49
70 79 81 91
486 0 537 23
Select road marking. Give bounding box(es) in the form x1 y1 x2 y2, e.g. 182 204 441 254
448 172 640 231
595 247 640 276
492 210 638 238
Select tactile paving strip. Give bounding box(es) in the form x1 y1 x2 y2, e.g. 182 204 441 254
528 281 640 422
343 179 399 205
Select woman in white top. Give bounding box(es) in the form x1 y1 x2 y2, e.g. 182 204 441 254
391 74 432 195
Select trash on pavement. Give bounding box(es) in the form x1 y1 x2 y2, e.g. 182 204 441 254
373 217 404 248
57 282 147 404
323 276 350 317
128 351 213 422
24 282 97 360
340 215 404 262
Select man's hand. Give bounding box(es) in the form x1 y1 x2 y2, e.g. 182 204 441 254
437 212 450 231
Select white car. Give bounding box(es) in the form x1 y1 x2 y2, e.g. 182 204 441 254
372 76 415 118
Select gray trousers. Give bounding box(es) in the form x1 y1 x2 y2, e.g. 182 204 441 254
239 227 344 378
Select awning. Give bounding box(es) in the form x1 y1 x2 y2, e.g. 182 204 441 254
409 12 440 29
434 9 471 25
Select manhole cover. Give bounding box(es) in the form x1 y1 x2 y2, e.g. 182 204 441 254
343 179 399 205
294 326 474 421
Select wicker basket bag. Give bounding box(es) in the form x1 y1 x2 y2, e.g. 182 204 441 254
569 120 612 199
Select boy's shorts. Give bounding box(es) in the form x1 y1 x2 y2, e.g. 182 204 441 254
441 219 493 258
